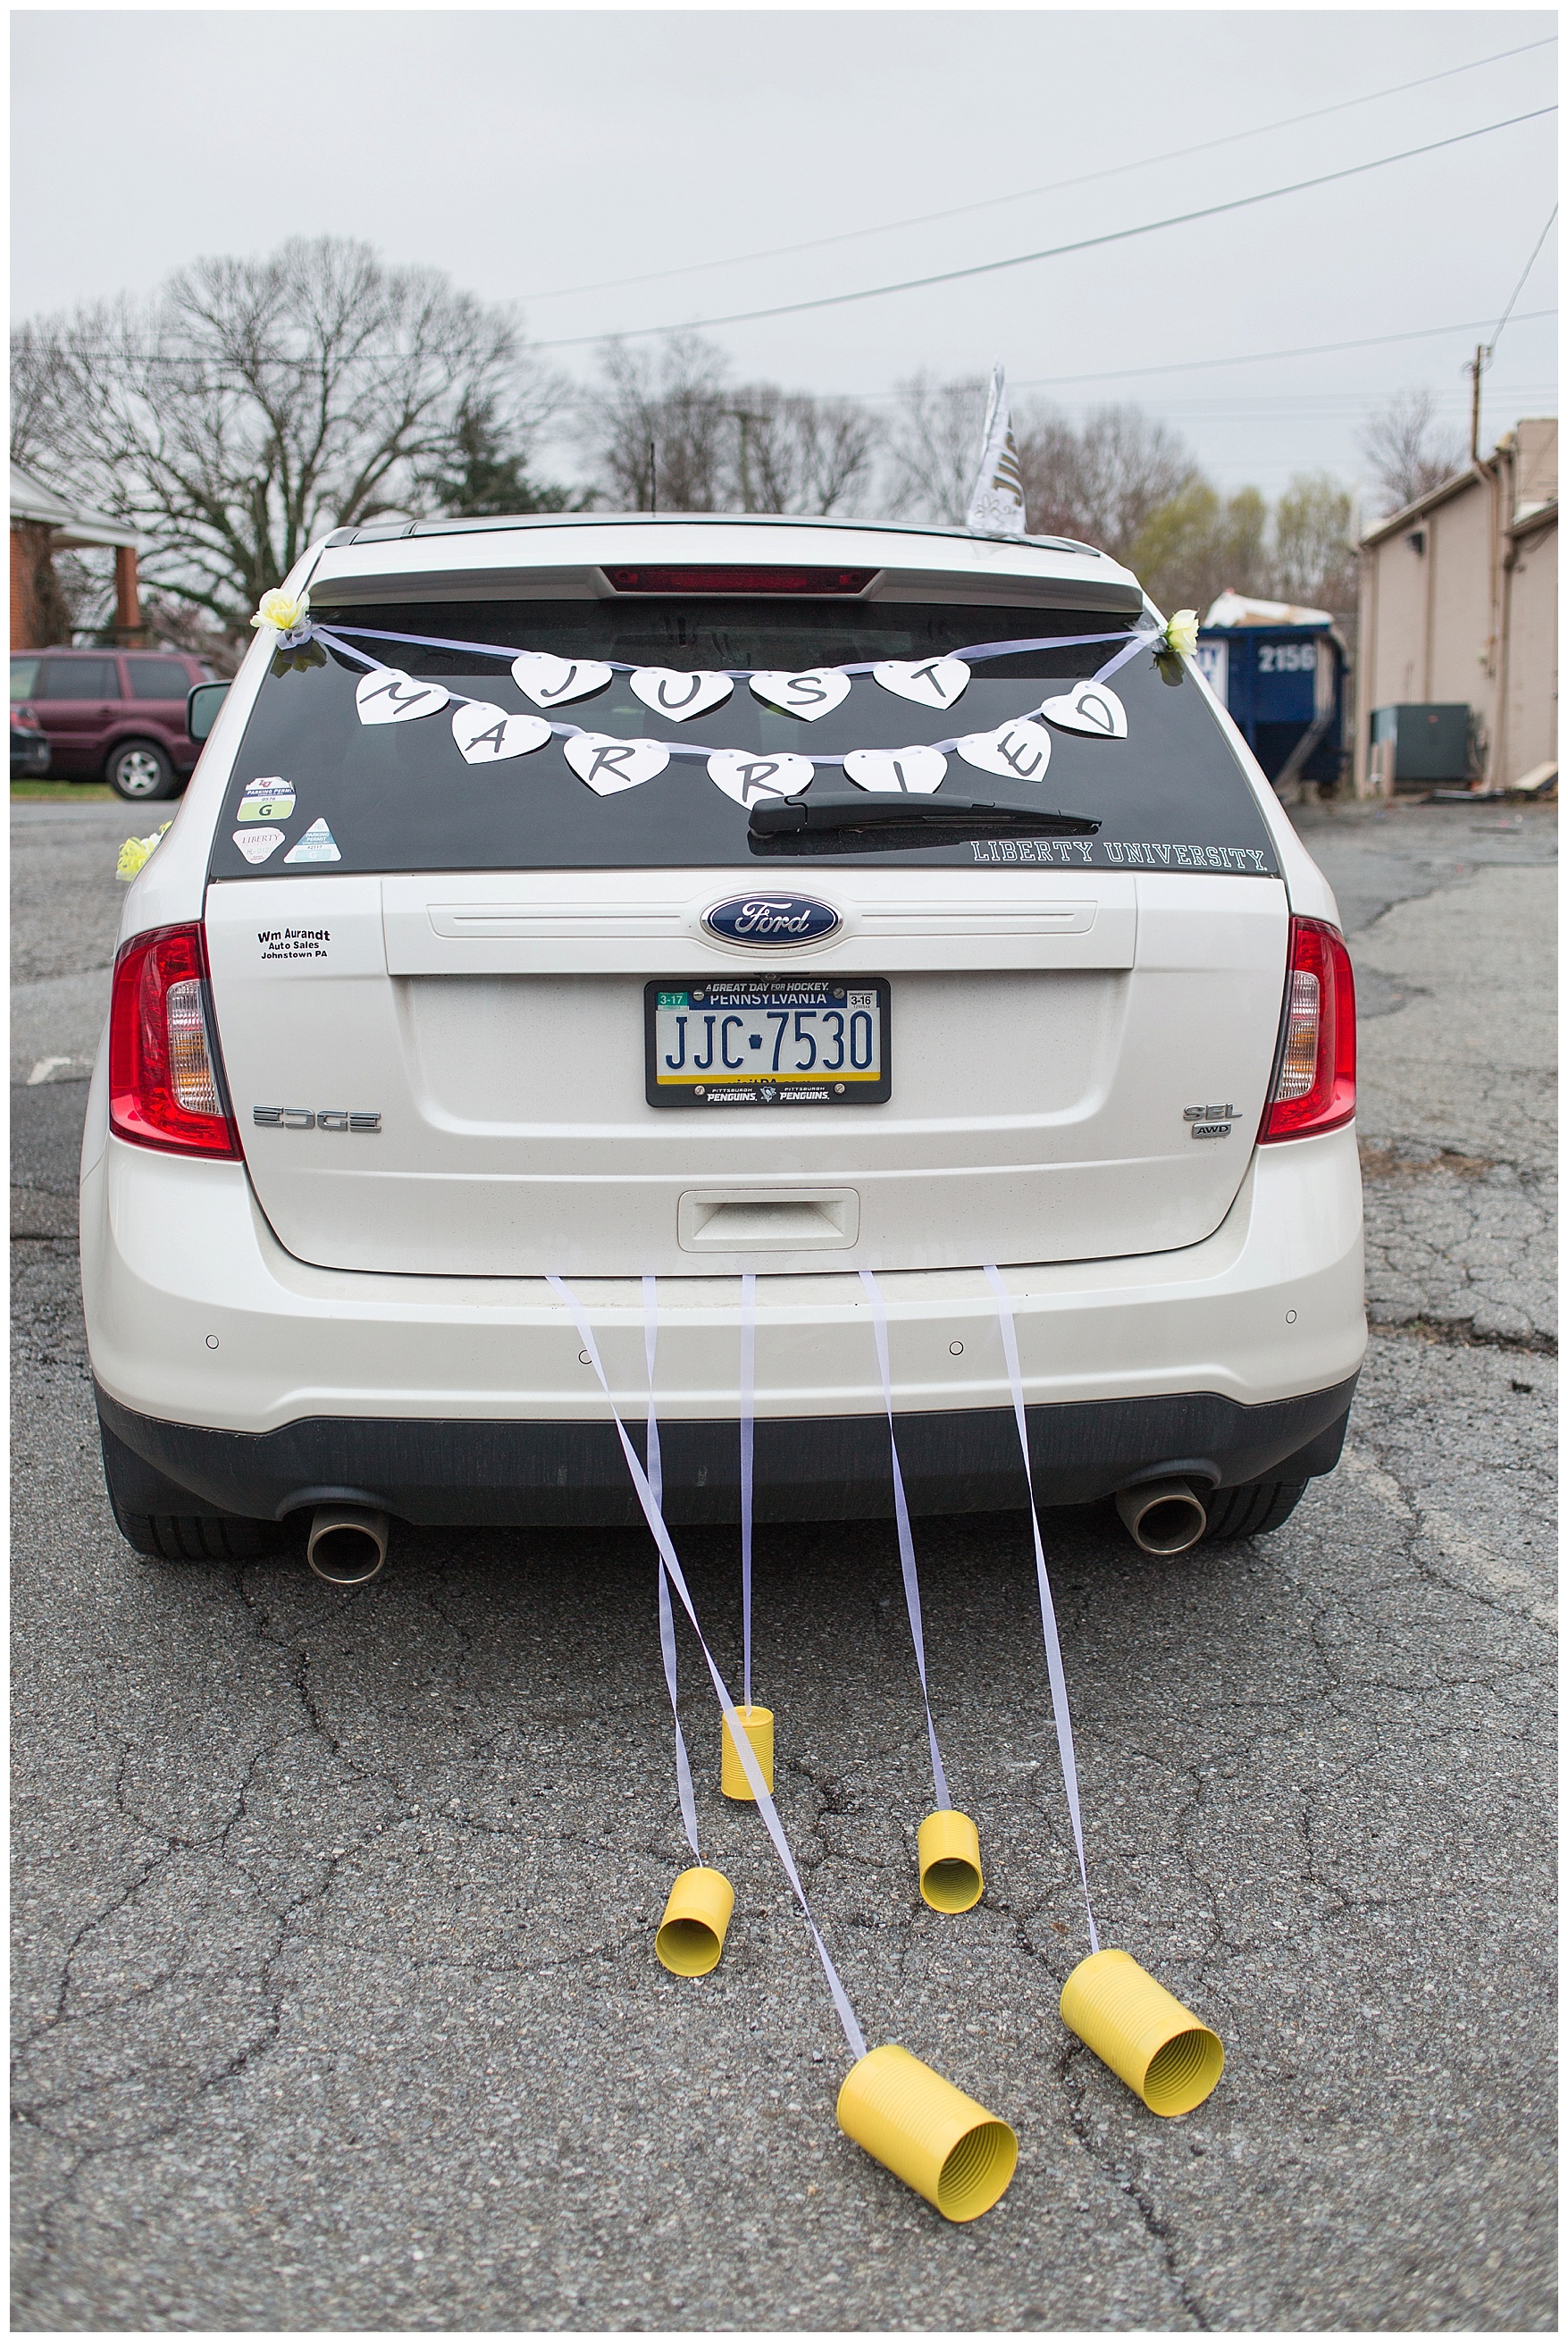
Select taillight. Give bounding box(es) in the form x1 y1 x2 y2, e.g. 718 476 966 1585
109 923 240 1158
1259 916 1356 1142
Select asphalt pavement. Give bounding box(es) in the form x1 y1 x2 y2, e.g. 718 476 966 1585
11 794 1556 2330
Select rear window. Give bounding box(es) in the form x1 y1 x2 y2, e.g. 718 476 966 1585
208 596 1279 879
127 656 190 700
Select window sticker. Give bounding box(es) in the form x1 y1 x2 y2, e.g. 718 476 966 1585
1041 682 1128 739
354 667 449 726
236 776 296 822
233 826 285 865
871 657 970 710
510 651 613 709
954 718 1053 781
706 751 815 807
450 701 552 764
748 668 852 722
629 667 734 722
284 817 341 863
843 745 948 795
563 734 671 794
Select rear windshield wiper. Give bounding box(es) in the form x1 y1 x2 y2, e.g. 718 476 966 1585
748 793 1101 845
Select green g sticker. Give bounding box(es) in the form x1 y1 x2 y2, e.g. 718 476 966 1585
238 776 296 823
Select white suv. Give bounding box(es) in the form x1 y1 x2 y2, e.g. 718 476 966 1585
82 515 1363 1574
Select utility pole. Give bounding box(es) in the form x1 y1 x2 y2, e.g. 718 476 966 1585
647 438 657 515
1469 343 1487 465
731 409 767 513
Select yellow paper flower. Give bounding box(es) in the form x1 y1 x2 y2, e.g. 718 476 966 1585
250 586 311 635
1162 609 1199 659
116 825 172 882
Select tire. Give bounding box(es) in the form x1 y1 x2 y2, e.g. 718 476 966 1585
109 1501 284 1562
106 738 178 802
99 1417 285 1561
1202 1480 1308 1540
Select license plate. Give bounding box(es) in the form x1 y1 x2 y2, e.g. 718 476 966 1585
645 977 891 1108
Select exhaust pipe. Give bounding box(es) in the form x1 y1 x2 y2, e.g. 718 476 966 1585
1115 1480 1208 1557
307 1505 389 1585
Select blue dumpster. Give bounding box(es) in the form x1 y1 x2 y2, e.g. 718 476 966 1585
1195 606 1348 788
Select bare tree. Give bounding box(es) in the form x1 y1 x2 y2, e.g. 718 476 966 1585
11 237 566 631
581 332 734 510
1017 404 1200 558
880 373 988 525
579 334 879 516
1359 389 1466 515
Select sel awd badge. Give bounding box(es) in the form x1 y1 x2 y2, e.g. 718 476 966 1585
702 894 842 946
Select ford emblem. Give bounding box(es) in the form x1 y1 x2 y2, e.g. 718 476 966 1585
702 893 842 947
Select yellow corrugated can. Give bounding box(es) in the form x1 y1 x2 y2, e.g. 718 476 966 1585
720 1703 775 1800
836 2043 1018 2220
654 1866 734 1976
1060 1946 1224 2114
916 1808 984 1911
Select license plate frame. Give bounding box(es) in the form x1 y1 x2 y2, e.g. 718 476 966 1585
644 976 892 1109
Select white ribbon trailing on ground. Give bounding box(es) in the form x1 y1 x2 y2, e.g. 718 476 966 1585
549 1275 867 2061
983 1263 1100 1953
859 1269 952 1815
740 1272 757 1713
642 1275 700 1865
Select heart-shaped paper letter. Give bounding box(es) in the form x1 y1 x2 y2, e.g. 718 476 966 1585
706 751 815 807
511 652 613 709
843 745 948 795
451 701 552 764
355 667 450 726
871 657 970 709
563 734 671 794
954 718 1053 781
629 667 734 721
749 668 852 721
1040 682 1128 738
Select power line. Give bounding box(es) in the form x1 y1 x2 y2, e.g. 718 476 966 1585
1492 205 1559 348
532 106 1558 350
514 35 1558 306
835 308 1558 403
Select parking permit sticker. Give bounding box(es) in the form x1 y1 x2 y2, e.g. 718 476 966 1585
233 826 285 864
283 817 341 863
237 776 295 822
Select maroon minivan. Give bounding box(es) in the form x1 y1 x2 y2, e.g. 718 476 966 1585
10 647 216 801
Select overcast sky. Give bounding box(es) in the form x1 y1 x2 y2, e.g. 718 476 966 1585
12 7 1558 504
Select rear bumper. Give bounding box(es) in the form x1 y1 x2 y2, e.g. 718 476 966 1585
97 1375 1356 1528
82 1121 1365 1525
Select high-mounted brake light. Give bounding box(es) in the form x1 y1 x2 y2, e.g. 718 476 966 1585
602 566 876 595
109 923 241 1158
1258 916 1356 1142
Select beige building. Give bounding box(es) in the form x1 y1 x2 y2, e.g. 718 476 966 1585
1354 417 1557 793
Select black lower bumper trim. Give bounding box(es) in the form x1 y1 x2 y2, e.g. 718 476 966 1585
96 1376 1358 1530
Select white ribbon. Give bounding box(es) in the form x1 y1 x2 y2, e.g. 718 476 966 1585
549 1276 867 2061
983 1263 1099 1952
642 1276 700 1864
859 1269 952 1814
740 1272 756 1712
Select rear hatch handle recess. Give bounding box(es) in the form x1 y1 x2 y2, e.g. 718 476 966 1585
748 794 1101 844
